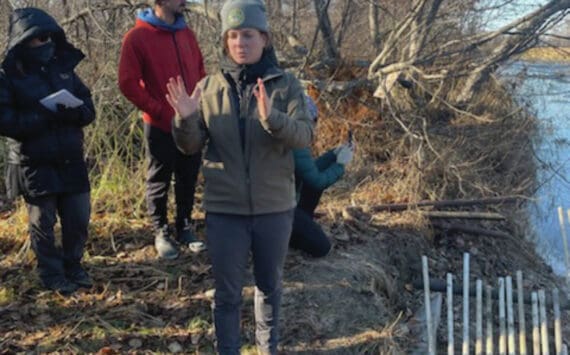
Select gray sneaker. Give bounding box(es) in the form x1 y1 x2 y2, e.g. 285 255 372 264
177 219 207 253
154 225 179 260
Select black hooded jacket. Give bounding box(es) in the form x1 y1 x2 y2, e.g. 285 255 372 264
0 7 95 198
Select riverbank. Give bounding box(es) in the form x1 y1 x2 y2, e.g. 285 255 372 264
1 70 568 353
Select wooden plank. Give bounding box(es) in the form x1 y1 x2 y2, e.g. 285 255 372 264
424 211 506 220
516 271 527 355
486 285 494 355
499 278 507 355
422 256 436 355
448 273 454 355
476 279 483 355
432 222 511 238
506 276 516 355
463 253 470 355
539 290 550 355
366 196 522 212
532 292 540 355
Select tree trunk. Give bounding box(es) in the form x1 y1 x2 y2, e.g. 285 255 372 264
336 0 354 50
369 1 380 51
291 0 298 35
456 0 570 103
313 0 339 61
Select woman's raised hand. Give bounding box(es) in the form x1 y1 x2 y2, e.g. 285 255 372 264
253 78 272 122
166 76 201 119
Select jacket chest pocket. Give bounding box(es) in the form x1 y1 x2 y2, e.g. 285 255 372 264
269 88 288 113
53 72 74 92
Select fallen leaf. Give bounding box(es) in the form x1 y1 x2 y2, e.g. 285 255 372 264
128 338 142 349
168 341 183 353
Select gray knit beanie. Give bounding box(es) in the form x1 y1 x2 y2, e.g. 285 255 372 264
220 0 269 34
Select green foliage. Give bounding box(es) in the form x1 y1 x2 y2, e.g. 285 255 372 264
187 316 210 332
0 287 15 306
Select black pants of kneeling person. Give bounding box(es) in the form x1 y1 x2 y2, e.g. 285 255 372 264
289 184 332 257
24 192 90 285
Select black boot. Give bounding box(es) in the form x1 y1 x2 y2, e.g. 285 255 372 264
65 263 93 289
176 218 206 253
41 276 80 295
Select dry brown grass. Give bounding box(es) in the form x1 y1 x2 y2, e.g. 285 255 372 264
520 47 570 62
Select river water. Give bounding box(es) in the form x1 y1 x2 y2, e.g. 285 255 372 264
501 61 570 276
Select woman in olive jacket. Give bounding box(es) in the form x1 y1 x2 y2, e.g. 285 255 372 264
169 0 313 352
0 8 96 295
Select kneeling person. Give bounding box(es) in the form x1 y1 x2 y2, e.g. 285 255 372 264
290 96 354 257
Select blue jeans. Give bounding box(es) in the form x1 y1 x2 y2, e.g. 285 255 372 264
206 210 294 355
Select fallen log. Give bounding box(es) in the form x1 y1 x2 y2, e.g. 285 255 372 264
424 211 506 220
363 195 524 213
431 222 511 238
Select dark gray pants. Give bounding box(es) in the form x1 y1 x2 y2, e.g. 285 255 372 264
24 192 90 282
206 210 294 355
144 123 201 231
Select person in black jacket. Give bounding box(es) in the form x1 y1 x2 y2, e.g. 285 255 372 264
0 8 96 295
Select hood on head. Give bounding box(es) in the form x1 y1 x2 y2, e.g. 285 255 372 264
2 7 83 72
7 7 63 52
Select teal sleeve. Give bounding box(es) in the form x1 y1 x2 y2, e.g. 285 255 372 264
294 147 344 191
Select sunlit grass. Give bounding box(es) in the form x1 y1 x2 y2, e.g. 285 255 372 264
0 287 15 306
519 47 570 62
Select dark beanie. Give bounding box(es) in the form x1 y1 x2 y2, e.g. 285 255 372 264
220 0 269 34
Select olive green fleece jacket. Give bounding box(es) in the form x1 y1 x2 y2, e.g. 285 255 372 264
172 68 314 215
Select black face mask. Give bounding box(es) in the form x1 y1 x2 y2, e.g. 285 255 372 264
22 42 55 65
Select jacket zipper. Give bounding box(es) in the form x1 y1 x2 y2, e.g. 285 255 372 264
241 72 283 215
41 66 66 166
240 80 254 215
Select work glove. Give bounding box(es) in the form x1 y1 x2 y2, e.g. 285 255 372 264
55 103 83 125
335 143 354 165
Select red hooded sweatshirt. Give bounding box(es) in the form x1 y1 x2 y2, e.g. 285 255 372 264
118 15 205 132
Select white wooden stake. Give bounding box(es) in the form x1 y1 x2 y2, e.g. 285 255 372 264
463 253 470 355
486 285 494 355
499 277 507 355
516 271 527 355
558 207 570 286
448 273 454 355
506 276 516 355
539 289 550 355
476 279 483 355
422 256 436 355
553 288 562 355
532 292 540 355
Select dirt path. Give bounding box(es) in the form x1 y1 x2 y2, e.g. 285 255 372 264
1 203 568 353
